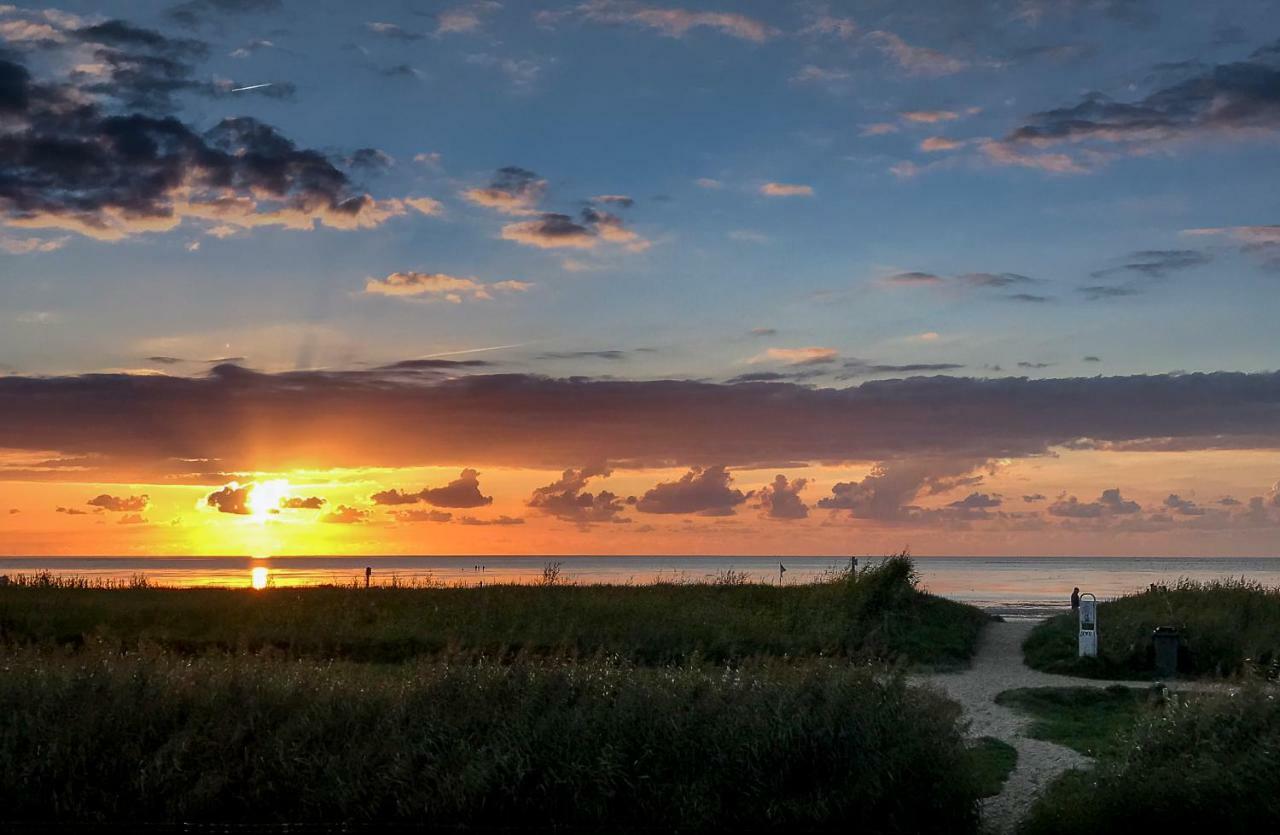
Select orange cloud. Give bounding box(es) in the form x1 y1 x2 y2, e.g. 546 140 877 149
364 272 532 302
760 183 814 197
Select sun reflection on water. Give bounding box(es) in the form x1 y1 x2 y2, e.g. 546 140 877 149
250 565 270 590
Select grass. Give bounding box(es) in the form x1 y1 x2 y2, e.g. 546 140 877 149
1023 577 1280 680
0 554 989 668
968 736 1018 798
0 650 982 831
995 685 1156 757
1020 687 1280 834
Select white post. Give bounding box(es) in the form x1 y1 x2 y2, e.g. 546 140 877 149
1078 593 1098 658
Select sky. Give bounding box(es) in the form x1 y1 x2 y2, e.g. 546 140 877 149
1 0 1278 558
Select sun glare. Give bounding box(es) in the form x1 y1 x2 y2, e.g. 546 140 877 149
250 566 270 590
246 479 290 521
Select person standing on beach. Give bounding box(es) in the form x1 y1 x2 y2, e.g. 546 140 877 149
1071 587 1081 610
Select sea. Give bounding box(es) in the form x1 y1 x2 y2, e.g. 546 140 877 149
2 555 1279 620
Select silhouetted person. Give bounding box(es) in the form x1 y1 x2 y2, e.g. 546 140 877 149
1071 587 1080 610
365 566 372 589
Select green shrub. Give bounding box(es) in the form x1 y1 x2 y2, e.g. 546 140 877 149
1021 687 1280 834
0 651 980 831
1023 578 1280 680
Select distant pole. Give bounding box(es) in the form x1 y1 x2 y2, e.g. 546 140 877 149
364 566 371 589
779 562 787 585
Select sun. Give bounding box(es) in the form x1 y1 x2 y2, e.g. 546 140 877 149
246 479 291 521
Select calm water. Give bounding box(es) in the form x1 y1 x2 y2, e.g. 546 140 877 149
2 555 1279 620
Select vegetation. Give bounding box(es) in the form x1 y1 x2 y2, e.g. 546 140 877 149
1020 687 1280 834
968 736 1018 798
0 651 981 831
0 555 988 668
1023 578 1280 680
995 685 1155 757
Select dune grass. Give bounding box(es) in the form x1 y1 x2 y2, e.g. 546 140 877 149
968 736 1018 798
1020 687 1280 834
0 555 988 668
1023 577 1280 680
0 650 981 831
995 685 1155 758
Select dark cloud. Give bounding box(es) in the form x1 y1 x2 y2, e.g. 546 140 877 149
528 465 627 524
281 496 325 509
1008 293 1051 303
749 328 777 337
959 272 1036 287
56 506 90 515
817 458 991 521
757 474 809 520
371 469 492 508
1090 249 1211 280
1018 362 1054 369
391 509 453 523
884 271 944 285
726 370 827 384
536 350 628 361
87 493 149 512
988 40 1280 169
1048 487 1141 518
1023 493 1046 502
4 367 1280 475
839 360 965 379
1083 356 1102 362
168 0 283 27
1219 496 1242 506
75 20 208 59
636 465 747 516
205 483 251 514
949 492 1001 509
377 359 493 371
117 513 148 525
321 504 369 524
146 356 186 365
1079 285 1141 300
459 514 525 526
1164 493 1206 516
346 148 395 172
593 194 634 208
0 53 394 241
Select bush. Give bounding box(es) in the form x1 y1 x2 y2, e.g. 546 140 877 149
1021 687 1280 834
1023 578 1280 680
0 651 981 831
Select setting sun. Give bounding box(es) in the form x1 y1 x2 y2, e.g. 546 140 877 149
246 480 291 521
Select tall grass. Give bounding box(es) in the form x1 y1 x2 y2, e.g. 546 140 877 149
1023 577 1280 679
0 554 988 668
0 650 980 831
1020 687 1280 834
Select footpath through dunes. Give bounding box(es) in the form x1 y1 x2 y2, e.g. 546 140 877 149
914 620 1216 835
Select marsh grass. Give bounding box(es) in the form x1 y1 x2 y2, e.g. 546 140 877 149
1023 577 1280 680
0 555 988 668
968 736 1018 798
1020 687 1280 834
0 651 980 831
995 685 1156 758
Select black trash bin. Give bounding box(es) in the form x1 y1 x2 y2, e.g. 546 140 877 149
1153 626 1180 678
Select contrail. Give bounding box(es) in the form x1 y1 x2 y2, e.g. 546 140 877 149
421 342 534 359
231 83 274 92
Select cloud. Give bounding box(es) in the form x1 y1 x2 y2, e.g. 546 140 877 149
920 136 964 152
592 194 634 207
1183 226 1280 270
985 40 1280 171
528 465 628 523
0 235 68 254
461 167 548 215
792 65 851 85
1048 488 1141 518
861 123 899 136
321 504 369 524
436 3 500 35
205 483 251 515
838 360 965 379
392 509 453 523
636 465 746 516
884 271 945 285
364 272 532 303
1079 285 1141 300
5 367 1280 474
459 514 525 526
1023 494 1046 502
537 350 628 361
502 208 649 251
1090 249 1211 279
87 493 149 512
1018 362 1053 369
818 458 993 521
371 469 493 508
1164 493 1206 516
281 496 325 510
570 1 775 43
760 183 814 197
167 1 282 27
960 272 1036 288
0 55 404 241
366 21 422 40
749 327 777 337
749 347 839 366
1083 356 1102 362
869 31 969 76
757 474 809 520
694 177 723 189
56 506 90 515
117 513 148 525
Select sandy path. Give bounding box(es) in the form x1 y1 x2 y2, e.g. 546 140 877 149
914 621 1155 834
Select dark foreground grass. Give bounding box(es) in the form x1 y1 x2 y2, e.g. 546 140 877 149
968 737 1018 798
1020 687 1280 835
995 685 1154 758
1023 578 1280 680
0 651 980 832
0 555 988 668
